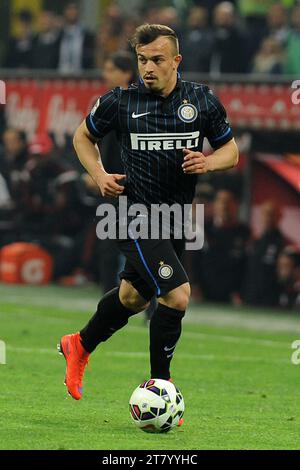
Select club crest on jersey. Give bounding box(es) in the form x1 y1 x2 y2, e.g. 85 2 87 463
178 103 198 123
158 262 173 280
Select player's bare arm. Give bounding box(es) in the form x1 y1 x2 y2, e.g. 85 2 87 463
73 120 125 198
182 138 239 175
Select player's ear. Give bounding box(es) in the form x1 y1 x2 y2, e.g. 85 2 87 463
174 54 182 69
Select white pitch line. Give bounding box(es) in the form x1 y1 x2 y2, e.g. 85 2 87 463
5 345 288 365
0 307 91 324
0 297 96 312
1 318 290 349
127 326 290 349
6 346 56 354
105 350 288 364
2 296 300 337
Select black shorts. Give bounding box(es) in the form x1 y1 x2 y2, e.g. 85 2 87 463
117 236 189 301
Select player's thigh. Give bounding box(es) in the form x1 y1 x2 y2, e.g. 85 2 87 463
117 237 189 298
119 279 150 312
119 258 156 302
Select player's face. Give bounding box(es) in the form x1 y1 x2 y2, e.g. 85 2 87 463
136 37 182 95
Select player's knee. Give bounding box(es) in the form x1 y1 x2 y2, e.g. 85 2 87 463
172 292 190 311
119 283 149 313
161 283 191 312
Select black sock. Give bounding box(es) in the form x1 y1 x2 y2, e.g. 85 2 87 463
149 303 185 380
80 287 136 353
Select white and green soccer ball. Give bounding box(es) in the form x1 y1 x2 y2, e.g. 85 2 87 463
129 378 184 433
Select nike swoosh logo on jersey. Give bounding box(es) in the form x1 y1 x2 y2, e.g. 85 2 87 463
132 112 151 119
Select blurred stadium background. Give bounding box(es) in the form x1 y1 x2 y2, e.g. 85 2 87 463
1 0 300 311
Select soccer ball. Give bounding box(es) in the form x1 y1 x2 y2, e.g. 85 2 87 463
129 379 184 433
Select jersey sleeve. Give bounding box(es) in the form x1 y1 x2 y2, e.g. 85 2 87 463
203 88 233 149
85 88 120 139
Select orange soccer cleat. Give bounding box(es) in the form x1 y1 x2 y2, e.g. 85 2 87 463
58 333 89 400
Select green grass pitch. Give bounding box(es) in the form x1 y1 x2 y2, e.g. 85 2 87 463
0 283 300 450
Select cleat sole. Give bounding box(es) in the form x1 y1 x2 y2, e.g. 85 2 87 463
57 341 65 357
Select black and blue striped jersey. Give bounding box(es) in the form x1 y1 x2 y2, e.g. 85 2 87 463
86 76 233 208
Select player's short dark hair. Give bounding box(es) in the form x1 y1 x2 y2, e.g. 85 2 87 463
130 24 179 54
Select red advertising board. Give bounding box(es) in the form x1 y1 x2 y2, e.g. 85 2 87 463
3 79 300 145
4 79 107 145
217 82 300 131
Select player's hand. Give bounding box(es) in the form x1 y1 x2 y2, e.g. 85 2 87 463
97 173 126 198
182 148 209 174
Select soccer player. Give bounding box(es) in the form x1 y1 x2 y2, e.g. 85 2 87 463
59 24 238 401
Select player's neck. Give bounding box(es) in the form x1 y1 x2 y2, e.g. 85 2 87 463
159 74 178 98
